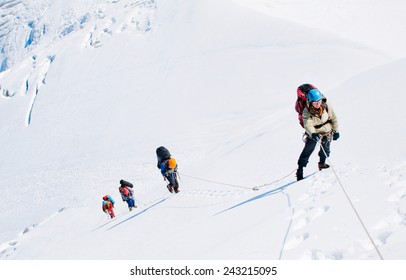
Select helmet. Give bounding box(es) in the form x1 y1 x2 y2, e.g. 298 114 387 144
168 158 177 169
307 89 323 102
103 195 108 201
123 188 129 196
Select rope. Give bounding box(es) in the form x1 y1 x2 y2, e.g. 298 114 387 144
252 169 297 190
179 173 253 190
319 142 384 260
179 169 297 191
134 197 147 206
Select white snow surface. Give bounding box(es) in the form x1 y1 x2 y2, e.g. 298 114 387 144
0 0 405 260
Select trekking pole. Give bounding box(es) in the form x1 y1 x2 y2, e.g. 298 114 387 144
319 143 384 260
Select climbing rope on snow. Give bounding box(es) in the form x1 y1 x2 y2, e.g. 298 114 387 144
134 197 147 206
179 173 253 190
319 143 384 260
179 168 297 191
252 168 297 190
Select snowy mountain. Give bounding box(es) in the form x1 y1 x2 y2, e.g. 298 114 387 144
1 0 406 271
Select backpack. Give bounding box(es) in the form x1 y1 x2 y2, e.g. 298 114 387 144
103 195 115 204
295 83 317 128
120 179 133 188
156 146 171 168
103 201 112 211
119 186 131 198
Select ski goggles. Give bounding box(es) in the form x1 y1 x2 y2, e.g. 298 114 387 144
312 99 322 106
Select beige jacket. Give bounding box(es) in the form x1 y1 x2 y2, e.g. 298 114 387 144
303 101 339 136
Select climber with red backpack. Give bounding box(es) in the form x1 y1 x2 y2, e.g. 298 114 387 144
295 84 340 181
119 180 136 211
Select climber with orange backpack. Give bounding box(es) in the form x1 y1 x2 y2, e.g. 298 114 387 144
118 179 136 210
156 146 180 193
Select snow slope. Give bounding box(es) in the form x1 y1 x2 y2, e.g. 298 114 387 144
235 0 406 59
0 0 406 264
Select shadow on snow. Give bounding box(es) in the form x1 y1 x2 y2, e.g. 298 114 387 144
107 194 174 231
215 172 317 215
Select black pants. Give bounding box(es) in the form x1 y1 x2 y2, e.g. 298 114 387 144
165 172 179 191
298 135 331 168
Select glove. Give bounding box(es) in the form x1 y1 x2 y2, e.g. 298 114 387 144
333 132 340 140
311 133 320 142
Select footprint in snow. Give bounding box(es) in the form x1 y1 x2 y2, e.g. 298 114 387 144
292 206 330 230
305 249 344 260
21 224 38 235
0 208 66 259
284 232 310 250
377 231 393 245
0 245 17 259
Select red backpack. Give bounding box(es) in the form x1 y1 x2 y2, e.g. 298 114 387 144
295 83 316 128
120 186 131 197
